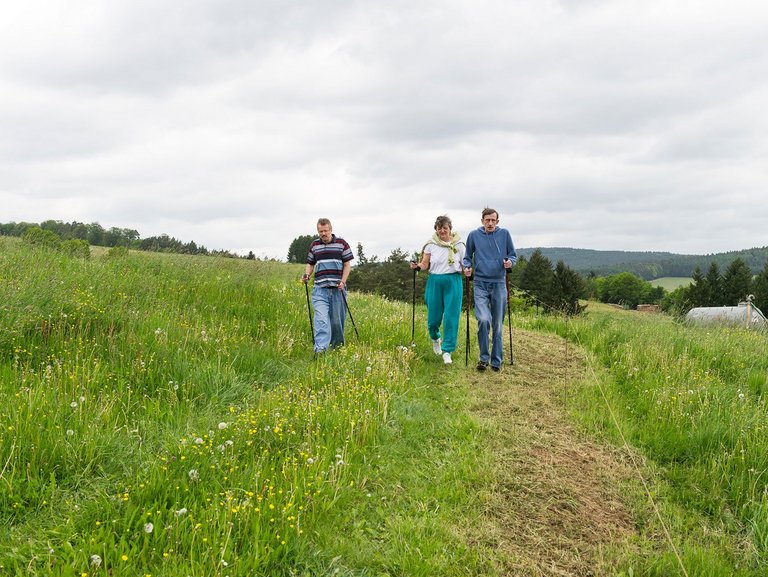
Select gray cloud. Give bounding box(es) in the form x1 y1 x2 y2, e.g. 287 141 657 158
2 0 768 262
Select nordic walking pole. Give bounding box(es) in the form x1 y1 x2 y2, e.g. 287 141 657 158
303 280 315 347
505 265 514 365
465 273 471 367
411 264 417 345
341 289 360 339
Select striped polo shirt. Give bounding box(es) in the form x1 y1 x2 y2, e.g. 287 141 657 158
307 234 354 287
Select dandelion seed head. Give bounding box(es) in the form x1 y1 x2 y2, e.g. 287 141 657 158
218 422 228 430
90 555 102 567
188 469 199 481
70 401 78 408
66 429 74 437
174 507 188 516
144 522 154 533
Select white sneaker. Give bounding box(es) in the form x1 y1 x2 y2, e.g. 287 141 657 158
442 352 452 364
432 339 442 355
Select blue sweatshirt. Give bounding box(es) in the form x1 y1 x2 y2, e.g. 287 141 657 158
462 226 517 283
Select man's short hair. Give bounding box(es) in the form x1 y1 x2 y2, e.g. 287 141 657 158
434 215 452 230
317 218 332 228
481 208 499 220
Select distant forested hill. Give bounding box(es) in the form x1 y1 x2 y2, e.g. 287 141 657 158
516 246 768 280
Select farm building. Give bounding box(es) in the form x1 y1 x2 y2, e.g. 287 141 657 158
685 300 767 330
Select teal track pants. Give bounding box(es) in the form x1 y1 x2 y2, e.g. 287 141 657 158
424 273 463 353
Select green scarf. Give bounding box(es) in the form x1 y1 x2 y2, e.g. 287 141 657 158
430 232 462 264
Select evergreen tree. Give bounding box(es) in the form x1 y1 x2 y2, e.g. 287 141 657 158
722 257 753 306
347 248 417 302
519 249 553 309
686 266 706 307
356 242 368 265
703 262 723 306
286 235 314 263
752 262 768 312
508 255 527 288
549 260 586 316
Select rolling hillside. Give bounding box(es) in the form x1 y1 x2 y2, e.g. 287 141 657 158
517 246 768 279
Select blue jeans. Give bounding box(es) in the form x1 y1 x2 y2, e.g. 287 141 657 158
311 286 346 353
473 280 507 368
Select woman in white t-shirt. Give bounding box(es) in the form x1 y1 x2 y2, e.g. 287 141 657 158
410 215 466 364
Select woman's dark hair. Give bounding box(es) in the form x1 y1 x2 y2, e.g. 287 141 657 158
434 215 452 230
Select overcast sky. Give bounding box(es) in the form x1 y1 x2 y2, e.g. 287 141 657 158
2 0 767 260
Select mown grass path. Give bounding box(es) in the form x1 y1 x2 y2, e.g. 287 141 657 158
463 329 638 576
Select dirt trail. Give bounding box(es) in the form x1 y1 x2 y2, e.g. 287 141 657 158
464 329 638 576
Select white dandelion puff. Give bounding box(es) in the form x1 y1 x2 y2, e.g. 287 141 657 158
144 522 154 534
90 555 102 567
174 507 188 516
218 422 228 430
188 469 199 481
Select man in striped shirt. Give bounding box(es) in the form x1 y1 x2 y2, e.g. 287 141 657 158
302 218 354 353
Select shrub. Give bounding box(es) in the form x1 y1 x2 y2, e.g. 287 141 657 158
22 226 61 250
106 245 130 258
61 239 91 259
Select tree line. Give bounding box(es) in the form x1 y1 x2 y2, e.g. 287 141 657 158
663 257 768 315
518 246 768 280
344 243 588 316
290 234 681 316
0 220 249 259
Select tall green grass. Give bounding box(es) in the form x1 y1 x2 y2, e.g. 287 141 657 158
0 238 490 576
650 277 692 291
524 304 768 575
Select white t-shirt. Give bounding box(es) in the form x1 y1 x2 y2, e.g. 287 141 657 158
425 242 466 275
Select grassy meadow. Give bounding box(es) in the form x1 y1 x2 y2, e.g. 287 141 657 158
3 235 768 576
649 277 692 291
525 304 768 575
0 237 491 576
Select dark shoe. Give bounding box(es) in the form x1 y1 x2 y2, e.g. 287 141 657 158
491 365 500 372
476 361 489 371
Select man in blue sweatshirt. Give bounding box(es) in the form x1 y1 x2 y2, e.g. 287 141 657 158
462 208 517 372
